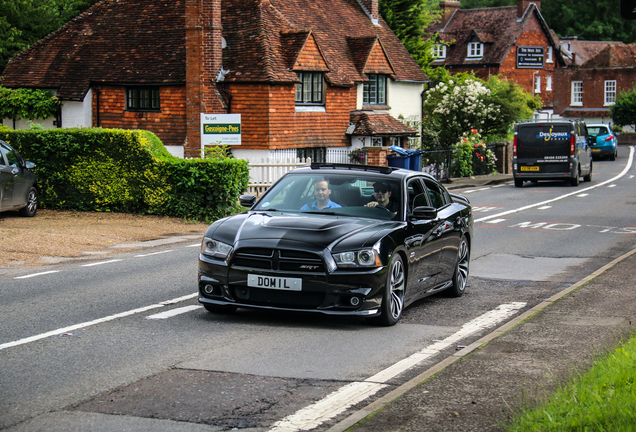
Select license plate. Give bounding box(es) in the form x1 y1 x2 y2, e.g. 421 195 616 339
592 148 600 152
247 274 302 291
520 166 540 171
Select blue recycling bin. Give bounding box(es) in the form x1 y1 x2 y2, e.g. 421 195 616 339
408 152 422 171
386 155 410 169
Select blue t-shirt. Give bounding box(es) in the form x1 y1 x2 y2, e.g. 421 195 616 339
300 199 342 211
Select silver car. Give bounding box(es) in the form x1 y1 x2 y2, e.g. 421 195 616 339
0 139 38 217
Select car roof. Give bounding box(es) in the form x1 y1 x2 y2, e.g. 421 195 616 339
290 163 438 182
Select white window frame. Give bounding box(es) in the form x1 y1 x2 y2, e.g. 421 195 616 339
467 42 483 58
546 46 553 63
546 76 552 91
431 44 446 59
571 81 583 106
534 76 541 93
604 80 617 106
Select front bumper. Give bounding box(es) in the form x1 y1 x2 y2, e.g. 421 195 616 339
198 253 386 316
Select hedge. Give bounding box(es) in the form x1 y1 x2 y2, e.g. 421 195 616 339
0 128 249 222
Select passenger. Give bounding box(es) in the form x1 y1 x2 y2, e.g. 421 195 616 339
300 179 342 211
365 181 398 213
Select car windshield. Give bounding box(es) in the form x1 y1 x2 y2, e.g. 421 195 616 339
253 172 402 220
588 127 609 136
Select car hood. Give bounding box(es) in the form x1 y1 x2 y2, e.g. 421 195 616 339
206 212 399 250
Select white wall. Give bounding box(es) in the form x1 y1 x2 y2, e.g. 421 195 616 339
61 89 92 128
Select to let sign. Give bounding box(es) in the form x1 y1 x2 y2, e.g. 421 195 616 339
517 46 545 68
201 114 241 145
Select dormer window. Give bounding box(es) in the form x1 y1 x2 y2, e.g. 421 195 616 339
295 72 324 105
467 42 483 58
363 74 387 105
431 44 446 59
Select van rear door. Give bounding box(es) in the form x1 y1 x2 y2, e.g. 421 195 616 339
516 124 571 174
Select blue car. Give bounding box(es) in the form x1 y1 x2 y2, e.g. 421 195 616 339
587 123 618 161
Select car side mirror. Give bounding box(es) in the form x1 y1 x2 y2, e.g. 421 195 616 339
25 161 36 170
411 206 437 220
239 194 256 208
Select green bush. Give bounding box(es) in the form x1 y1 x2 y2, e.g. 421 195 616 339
0 129 249 221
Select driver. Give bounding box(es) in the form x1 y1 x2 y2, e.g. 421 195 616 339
301 179 342 211
365 181 398 213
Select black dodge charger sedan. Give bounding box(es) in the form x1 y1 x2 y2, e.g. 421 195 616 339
198 163 473 326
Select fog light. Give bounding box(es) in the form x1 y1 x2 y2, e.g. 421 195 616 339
204 284 214 294
350 296 361 306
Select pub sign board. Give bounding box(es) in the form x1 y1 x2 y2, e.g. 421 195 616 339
517 46 545 68
201 113 241 146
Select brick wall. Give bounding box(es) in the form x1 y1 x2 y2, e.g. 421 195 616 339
93 85 187 148
227 82 353 149
554 67 636 115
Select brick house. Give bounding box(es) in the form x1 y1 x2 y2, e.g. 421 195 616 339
0 0 427 160
427 0 565 117
553 42 636 129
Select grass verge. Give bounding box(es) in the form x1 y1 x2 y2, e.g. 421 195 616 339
506 333 636 431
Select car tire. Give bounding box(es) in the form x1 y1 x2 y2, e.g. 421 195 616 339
611 150 617 161
447 236 469 297
514 179 523 188
372 254 406 327
19 187 38 217
570 167 580 186
203 304 237 314
583 162 592 182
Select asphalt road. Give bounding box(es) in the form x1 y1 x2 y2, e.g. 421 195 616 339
1 146 635 431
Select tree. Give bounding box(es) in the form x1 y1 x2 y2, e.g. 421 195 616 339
421 72 540 147
611 88 636 130
0 0 99 72
0 86 61 127
380 0 440 69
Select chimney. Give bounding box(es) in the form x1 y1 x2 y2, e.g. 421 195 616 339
185 0 226 158
440 1 461 27
358 0 378 23
518 0 540 19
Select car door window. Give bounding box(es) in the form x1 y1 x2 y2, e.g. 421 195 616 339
423 179 448 209
407 178 427 212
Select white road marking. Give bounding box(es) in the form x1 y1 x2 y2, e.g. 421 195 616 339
186 243 201 248
269 302 526 432
81 259 123 267
146 305 202 319
608 184 617 188
577 193 589 197
538 206 552 210
135 250 173 257
0 293 198 352
14 270 60 279
484 219 506 224
475 146 634 224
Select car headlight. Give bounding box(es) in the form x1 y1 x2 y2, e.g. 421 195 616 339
201 237 233 260
333 249 381 268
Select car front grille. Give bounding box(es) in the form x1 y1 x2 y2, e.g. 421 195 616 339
232 248 325 273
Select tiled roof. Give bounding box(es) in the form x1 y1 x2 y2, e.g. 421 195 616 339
1 0 186 100
558 39 624 66
1 0 427 100
430 4 560 67
221 0 426 86
349 112 418 135
581 43 636 68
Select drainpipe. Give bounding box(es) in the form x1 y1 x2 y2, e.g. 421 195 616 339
93 86 101 127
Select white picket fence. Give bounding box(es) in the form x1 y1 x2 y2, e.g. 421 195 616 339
247 157 311 196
